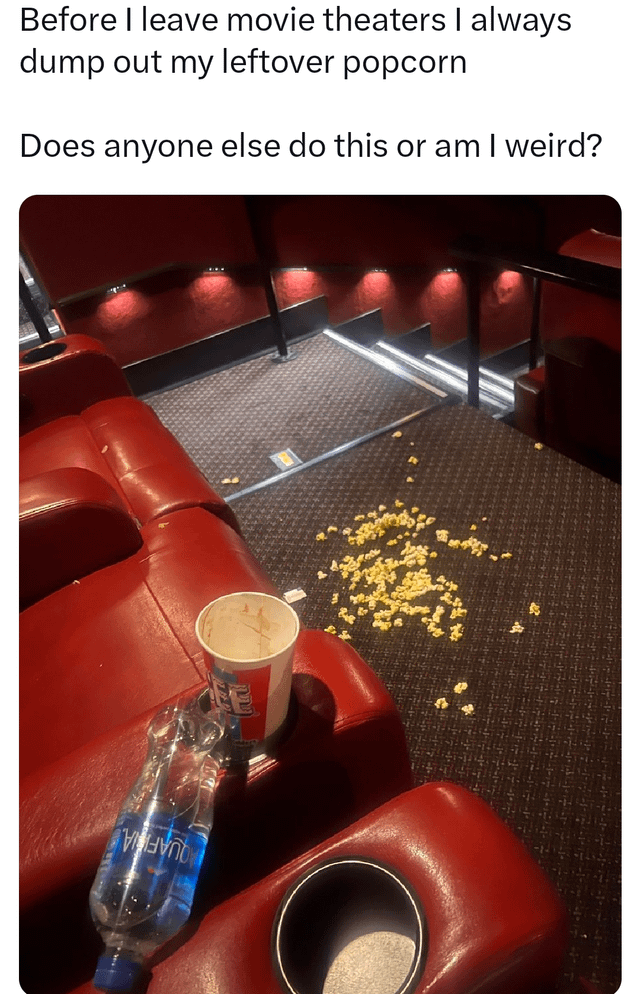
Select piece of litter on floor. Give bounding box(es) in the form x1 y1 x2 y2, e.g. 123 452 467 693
101 445 109 454
461 704 475 715
270 448 303 471
231 476 240 484
434 698 449 709
453 681 468 694
283 588 307 604
221 478 233 484
510 621 525 634
534 442 544 450
529 601 541 615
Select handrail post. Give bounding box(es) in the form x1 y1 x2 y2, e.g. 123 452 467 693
529 276 542 370
465 264 481 408
20 271 52 344
244 196 291 360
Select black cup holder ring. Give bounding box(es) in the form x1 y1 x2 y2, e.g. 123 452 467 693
271 856 428 994
20 341 67 364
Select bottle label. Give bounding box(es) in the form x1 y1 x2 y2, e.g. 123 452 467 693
99 811 206 871
92 811 209 935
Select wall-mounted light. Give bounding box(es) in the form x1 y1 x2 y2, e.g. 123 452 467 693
99 285 148 323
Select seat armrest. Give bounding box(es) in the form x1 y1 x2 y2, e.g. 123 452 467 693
20 467 143 609
514 365 546 442
19 334 133 435
544 335 621 465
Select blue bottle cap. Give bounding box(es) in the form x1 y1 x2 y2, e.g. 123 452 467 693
93 954 141 992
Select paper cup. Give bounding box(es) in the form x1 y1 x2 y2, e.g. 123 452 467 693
195 592 300 758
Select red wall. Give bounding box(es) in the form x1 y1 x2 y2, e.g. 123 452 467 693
56 271 269 367
20 195 617 367
20 195 257 300
273 266 531 355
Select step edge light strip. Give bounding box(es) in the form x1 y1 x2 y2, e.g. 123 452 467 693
378 341 514 408
324 329 448 399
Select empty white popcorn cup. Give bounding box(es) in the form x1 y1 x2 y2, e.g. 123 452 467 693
195 592 300 757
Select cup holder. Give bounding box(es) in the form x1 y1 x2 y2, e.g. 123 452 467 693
20 341 67 364
272 857 427 994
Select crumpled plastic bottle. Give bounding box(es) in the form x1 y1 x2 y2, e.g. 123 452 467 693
89 694 224 992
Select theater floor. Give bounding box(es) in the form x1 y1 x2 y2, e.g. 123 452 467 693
144 330 621 994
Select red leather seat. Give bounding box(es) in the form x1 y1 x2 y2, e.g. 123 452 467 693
66 782 568 994
20 630 412 993
20 334 239 531
19 332 414 994
514 230 621 477
19 334 134 435
20 505 281 778
20 396 238 530
541 229 621 352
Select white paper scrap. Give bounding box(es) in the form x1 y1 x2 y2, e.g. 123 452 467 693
283 588 307 604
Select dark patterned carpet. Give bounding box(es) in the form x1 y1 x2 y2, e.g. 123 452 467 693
147 341 621 993
229 406 621 994
143 331 447 494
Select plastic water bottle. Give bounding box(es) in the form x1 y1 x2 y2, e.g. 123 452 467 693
89 695 224 992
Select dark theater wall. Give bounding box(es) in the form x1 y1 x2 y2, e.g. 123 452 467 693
19 195 258 298
19 194 619 368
